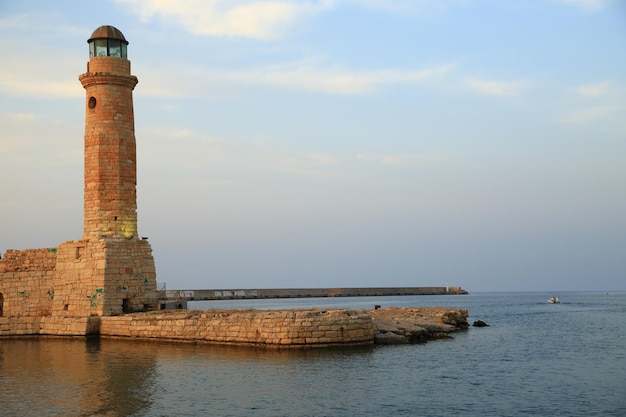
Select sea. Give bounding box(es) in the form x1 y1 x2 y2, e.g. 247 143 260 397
1 292 624 417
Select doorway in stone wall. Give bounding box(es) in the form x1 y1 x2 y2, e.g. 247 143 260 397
122 298 130 314
0 293 4 317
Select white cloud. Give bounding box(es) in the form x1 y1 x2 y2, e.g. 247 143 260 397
115 0 467 40
307 153 340 165
346 0 465 13
0 73 80 98
141 126 344 179
0 12 83 36
115 0 336 39
557 105 618 124
142 60 454 97
2 112 39 122
244 149 344 178
464 77 525 96
0 3 453 98
558 81 624 127
0 111 82 166
555 0 612 12
0 16 83 99
356 152 462 167
357 153 416 166
232 63 453 94
576 82 610 97
346 0 428 12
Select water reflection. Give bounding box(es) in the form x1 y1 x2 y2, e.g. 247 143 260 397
86 338 158 416
0 337 373 417
0 338 158 417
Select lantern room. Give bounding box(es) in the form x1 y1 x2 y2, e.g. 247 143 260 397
87 25 128 58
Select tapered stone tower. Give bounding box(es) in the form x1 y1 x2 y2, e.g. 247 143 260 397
80 25 139 241
52 26 157 317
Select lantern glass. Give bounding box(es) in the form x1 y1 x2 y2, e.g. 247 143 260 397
109 40 122 57
95 40 107 57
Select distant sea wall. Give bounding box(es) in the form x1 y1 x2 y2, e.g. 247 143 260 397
164 286 468 302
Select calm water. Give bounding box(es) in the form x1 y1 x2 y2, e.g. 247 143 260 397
1 292 625 416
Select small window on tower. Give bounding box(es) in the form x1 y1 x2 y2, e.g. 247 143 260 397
88 97 97 109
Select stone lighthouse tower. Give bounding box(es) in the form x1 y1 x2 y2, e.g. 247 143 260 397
80 25 139 241
52 26 157 317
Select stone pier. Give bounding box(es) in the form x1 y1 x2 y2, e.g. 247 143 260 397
1 307 468 348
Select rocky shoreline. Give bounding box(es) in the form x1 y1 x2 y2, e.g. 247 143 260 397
368 307 469 345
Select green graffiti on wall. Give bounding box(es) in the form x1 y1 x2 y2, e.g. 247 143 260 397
90 288 105 309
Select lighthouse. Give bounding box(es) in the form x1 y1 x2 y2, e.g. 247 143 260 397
80 26 139 240
51 26 157 317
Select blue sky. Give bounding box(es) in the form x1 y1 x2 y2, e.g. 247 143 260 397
1 0 624 292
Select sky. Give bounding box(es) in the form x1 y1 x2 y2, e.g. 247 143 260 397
1 0 625 292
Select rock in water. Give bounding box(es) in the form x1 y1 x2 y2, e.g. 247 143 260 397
472 320 490 327
374 332 409 345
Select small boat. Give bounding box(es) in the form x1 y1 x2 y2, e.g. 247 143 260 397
547 296 560 304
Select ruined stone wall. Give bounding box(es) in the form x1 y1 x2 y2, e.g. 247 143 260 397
0 316 99 336
0 237 156 321
101 239 157 314
54 239 157 317
99 309 374 348
52 240 101 317
0 317 42 335
0 249 57 317
40 316 100 335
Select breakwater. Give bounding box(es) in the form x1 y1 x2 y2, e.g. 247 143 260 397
100 306 468 347
164 286 468 302
1 307 469 348
99 309 374 347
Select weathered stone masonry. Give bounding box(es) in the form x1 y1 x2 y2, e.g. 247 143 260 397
0 25 156 330
0 249 57 318
99 309 375 348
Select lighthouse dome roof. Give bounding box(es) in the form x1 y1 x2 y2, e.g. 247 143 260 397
88 25 128 45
